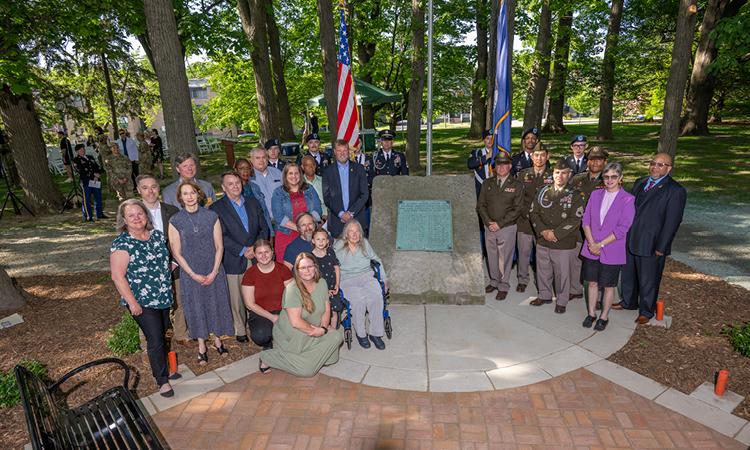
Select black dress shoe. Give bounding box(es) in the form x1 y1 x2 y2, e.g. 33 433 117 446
570 294 583 300
529 298 552 306
159 385 174 398
495 291 508 301
357 336 371 349
516 284 527 293
236 335 249 343
554 305 566 314
168 372 182 381
485 284 497 293
369 335 385 350
594 318 609 331
582 315 597 328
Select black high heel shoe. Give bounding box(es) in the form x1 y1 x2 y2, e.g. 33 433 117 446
198 351 208 365
214 343 229 356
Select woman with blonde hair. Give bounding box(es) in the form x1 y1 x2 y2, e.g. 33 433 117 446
259 252 343 377
334 220 388 350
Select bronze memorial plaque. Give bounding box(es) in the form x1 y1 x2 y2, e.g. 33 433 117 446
395 200 453 251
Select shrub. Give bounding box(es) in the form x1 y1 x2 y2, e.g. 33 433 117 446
0 360 46 408
106 312 141 357
724 322 750 357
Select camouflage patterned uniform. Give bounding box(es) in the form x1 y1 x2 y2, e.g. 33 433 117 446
137 140 153 175
104 152 132 201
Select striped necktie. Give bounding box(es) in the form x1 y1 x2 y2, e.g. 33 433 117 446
644 179 655 192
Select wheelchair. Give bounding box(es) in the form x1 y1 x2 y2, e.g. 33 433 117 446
338 260 392 350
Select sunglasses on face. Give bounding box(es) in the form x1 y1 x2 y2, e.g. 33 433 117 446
649 161 671 168
602 175 620 180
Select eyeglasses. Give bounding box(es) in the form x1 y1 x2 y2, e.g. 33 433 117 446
571 144 586 148
649 161 671 168
602 175 620 180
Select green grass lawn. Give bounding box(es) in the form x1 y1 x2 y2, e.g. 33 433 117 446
1 121 748 218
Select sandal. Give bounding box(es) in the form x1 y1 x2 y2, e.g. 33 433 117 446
214 344 229 356
259 358 271 374
198 351 208 365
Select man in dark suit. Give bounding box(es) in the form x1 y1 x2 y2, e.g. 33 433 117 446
564 135 588 175
323 139 370 238
210 171 270 342
373 130 409 176
296 133 332 175
136 174 185 345
615 152 686 324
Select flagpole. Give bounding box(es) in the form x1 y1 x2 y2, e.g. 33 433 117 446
426 0 434 176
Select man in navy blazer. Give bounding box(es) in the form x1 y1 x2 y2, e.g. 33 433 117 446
210 171 269 342
616 153 686 324
323 139 370 238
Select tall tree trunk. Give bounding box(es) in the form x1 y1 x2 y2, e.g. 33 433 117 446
470 0 489 138
317 0 338 141
266 0 296 141
0 87 64 213
680 0 745 135
101 53 119 140
657 0 699 158
522 0 552 131
596 0 624 140
356 1 382 129
0 266 25 311
237 0 278 142
144 0 200 175
406 0 425 171
543 10 573 134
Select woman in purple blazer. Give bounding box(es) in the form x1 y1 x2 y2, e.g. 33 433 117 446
580 162 635 331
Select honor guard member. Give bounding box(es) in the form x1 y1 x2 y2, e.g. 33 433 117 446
565 135 588 175
570 146 608 203
373 129 409 176
529 158 585 314
515 143 553 292
467 130 495 197
296 133 332 175
352 143 374 185
511 127 539 175
477 153 525 300
265 138 286 171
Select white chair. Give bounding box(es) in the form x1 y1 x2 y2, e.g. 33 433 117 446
47 146 65 175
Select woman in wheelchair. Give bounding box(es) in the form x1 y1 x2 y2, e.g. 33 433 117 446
334 220 389 350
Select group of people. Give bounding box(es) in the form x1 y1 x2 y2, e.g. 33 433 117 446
59 127 166 221
472 128 686 331
109 131 409 396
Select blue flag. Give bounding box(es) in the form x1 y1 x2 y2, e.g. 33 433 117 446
492 0 511 158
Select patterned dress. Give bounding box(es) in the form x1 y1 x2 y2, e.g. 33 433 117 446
110 230 173 309
169 207 234 339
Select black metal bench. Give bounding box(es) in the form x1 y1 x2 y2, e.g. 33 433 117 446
15 357 165 449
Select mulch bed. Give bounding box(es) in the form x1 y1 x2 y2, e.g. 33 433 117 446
0 272 259 450
609 258 750 422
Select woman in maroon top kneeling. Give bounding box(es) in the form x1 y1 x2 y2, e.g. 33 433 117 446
241 239 294 348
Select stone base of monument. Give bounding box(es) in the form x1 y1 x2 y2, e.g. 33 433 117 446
369 174 484 305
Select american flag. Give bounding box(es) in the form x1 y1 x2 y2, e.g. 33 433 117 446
336 6 360 147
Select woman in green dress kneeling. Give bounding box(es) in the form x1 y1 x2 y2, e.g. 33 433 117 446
259 252 343 376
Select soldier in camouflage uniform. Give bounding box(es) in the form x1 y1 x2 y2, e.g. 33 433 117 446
514 143 553 292
529 158 585 314
136 132 153 175
568 146 609 300
103 143 132 201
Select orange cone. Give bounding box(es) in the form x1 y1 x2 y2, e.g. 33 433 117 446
715 370 729 396
168 351 178 375
656 300 664 321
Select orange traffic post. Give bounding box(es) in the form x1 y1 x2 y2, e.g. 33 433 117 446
656 300 664 321
715 370 729 396
168 351 178 375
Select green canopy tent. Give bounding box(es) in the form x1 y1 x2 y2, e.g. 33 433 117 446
307 77 401 108
307 78 401 150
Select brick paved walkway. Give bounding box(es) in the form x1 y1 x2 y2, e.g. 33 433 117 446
152 368 744 449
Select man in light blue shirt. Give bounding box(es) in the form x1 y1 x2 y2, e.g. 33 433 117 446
249 147 282 220
162 153 216 208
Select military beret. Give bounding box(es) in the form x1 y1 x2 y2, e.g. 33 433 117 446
482 129 493 139
378 129 395 140
305 133 321 143
587 146 609 160
264 138 281 149
494 152 512 165
570 134 587 145
554 157 571 171
522 127 540 140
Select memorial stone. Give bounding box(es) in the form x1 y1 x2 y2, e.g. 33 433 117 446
370 174 484 304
